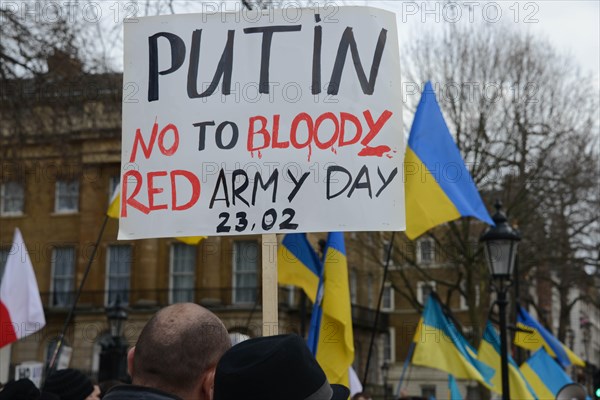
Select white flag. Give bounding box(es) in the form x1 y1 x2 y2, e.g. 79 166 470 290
0 228 46 347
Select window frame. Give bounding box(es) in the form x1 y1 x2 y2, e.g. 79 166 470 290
232 240 259 305
416 237 435 265
460 282 481 310
169 242 197 304
0 181 25 216
381 282 395 311
105 245 132 306
417 281 436 305
50 247 76 308
55 179 80 213
382 327 396 363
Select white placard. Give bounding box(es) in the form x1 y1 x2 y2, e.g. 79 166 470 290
120 6 405 239
15 362 43 388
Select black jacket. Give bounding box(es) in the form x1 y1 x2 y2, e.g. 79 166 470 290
103 385 183 400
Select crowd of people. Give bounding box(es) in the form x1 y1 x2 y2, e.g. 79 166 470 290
0 303 359 400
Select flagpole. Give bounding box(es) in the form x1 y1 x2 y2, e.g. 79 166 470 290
362 231 395 386
261 233 279 336
46 214 109 376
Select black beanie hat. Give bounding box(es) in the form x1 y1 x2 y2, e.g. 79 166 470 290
43 369 94 400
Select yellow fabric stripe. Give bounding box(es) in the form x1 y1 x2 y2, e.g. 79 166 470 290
412 322 489 387
514 323 557 357
175 236 206 245
107 192 120 219
564 345 586 367
478 340 535 399
520 363 555 399
317 249 353 387
404 148 461 239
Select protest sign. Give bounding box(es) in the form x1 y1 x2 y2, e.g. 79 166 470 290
120 6 404 239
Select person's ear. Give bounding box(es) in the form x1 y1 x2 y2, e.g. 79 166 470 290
127 346 136 378
199 366 216 400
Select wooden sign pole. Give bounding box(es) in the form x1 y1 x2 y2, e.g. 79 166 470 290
261 233 279 336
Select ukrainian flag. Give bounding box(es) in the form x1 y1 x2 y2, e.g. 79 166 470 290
412 295 494 387
478 321 537 399
515 306 585 368
277 233 322 301
520 348 573 399
309 232 354 387
404 82 493 239
107 185 206 244
278 233 354 386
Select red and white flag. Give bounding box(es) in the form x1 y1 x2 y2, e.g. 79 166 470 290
0 228 46 348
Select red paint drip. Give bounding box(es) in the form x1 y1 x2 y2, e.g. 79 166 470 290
257 150 262 159
358 145 391 157
307 145 312 162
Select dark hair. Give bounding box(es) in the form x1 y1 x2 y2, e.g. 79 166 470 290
133 303 230 394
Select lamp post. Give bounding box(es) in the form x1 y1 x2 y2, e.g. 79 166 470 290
99 297 129 382
381 362 389 400
480 201 521 400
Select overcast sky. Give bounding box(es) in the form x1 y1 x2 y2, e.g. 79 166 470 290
94 0 598 92
369 0 599 88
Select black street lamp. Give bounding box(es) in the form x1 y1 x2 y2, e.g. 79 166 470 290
99 297 129 382
480 201 521 400
381 362 389 400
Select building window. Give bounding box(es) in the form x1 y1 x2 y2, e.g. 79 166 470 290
421 385 436 399
382 239 392 264
55 180 79 212
382 282 394 311
417 237 435 264
1 181 24 215
106 245 131 305
232 241 258 304
349 269 358 304
460 282 481 310
367 274 374 308
51 247 75 308
170 243 196 303
382 327 395 362
466 385 481 400
417 281 436 305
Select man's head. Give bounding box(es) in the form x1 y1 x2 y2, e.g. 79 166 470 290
128 303 230 399
214 334 350 400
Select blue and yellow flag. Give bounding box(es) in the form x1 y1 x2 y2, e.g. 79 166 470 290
478 322 537 399
278 233 354 387
515 306 585 368
448 375 463 400
412 295 494 387
309 232 354 387
277 233 322 301
520 348 573 399
404 81 493 239
107 185 206 244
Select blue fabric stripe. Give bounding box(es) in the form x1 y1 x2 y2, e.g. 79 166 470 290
518 306 570 367
448 375 463 400
407 82 493 226
325 232 346 256
483 322 519 369
282 234 322 277
422 297 494 383
526 348 572 395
